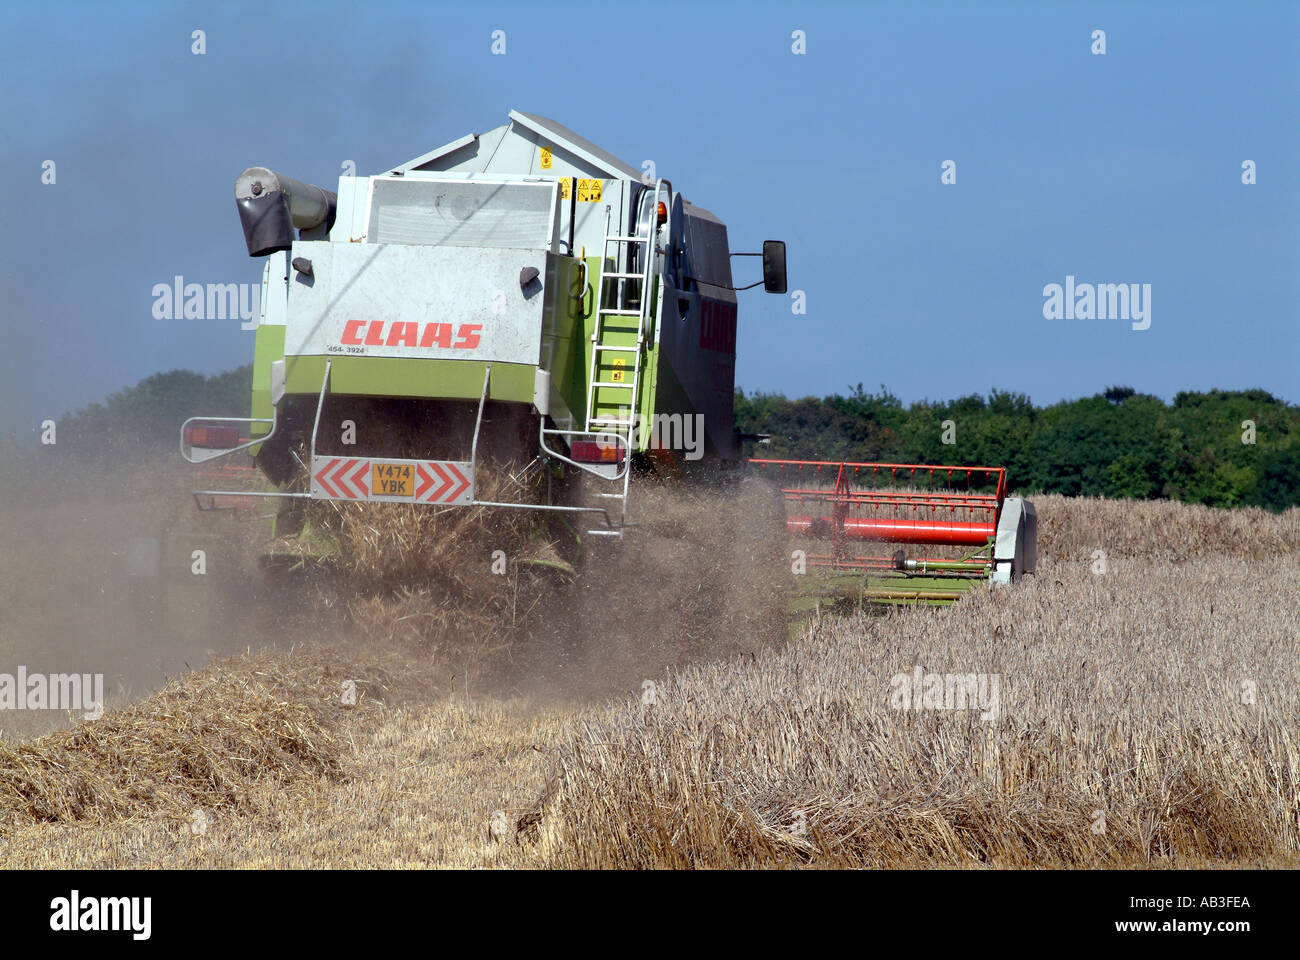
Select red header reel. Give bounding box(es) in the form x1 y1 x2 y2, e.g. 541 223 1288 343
750 459 1007 573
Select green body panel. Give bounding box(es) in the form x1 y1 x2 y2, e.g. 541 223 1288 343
541 255 595 430
248 255 689 460
281 355 536 401
250 323 285 432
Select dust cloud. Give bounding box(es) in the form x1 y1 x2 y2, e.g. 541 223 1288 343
0 456 795 739
0 463 346 738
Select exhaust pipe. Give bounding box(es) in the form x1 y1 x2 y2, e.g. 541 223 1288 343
235 166 337 257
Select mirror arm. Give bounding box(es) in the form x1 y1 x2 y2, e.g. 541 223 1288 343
683 274 765 292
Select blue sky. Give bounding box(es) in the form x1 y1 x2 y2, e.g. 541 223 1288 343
1 0 1296 442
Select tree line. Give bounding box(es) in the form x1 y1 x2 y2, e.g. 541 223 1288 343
735 384 1299 510
7 367 1296 511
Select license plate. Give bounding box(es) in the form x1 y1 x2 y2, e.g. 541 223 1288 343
371 462 414 497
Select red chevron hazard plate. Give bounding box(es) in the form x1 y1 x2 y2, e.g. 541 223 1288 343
310 456 474 505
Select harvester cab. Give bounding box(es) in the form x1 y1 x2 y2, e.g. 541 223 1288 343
182 110 785 540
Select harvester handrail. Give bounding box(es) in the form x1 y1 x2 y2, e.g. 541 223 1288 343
180 413 277 464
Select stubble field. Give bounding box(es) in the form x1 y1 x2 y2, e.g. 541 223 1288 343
0 482 1295 869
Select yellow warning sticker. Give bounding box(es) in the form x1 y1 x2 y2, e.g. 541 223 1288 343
540 146 552 170
576 178 603 203
560 177 572 200
611 357 625 382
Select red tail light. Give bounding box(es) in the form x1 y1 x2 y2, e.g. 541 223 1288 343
570 439 624 463
185 424 241 449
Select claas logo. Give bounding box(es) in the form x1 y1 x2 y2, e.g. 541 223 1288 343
340 320 482 349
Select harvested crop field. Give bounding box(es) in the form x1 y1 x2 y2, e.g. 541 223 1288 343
0 490 1296 869
535 558 1299 867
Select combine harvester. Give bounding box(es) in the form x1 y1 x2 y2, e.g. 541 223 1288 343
182 109 1034 603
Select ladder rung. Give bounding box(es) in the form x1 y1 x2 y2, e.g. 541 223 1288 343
601 272 643 280
592 344 639 352
591 381 635 389
589 417 635 426
605 235 647 243
597 309 641 316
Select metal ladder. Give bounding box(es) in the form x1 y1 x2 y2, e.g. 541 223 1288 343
579 178 672 537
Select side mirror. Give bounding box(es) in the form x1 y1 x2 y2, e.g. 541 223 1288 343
762 240 787 294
